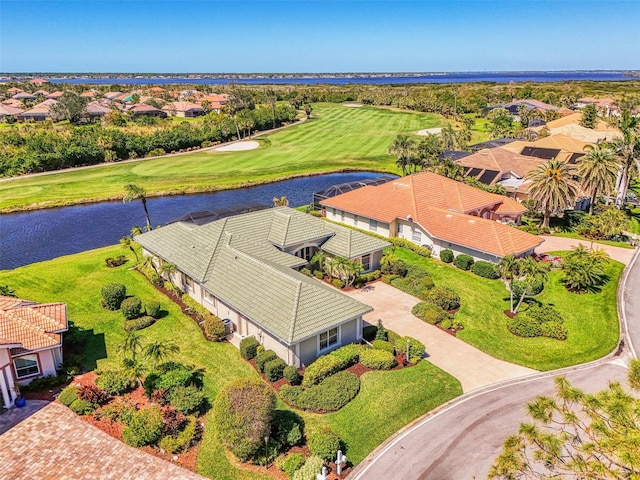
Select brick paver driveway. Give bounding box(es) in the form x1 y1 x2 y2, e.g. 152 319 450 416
345 282 536 392
0 401 207 480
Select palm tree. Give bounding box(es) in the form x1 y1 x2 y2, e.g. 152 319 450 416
158 261 177 281
310 251 327 272
344 259 364 286
130 226 143 237
513 257 549 314
388 134 417 176
525 159 580 227
577 144 619 214
123 184 152 231
273 196 289 207
120 236 139 264
610 109 640 207
143 340 180 369
497 255 519 313
117 331 144 361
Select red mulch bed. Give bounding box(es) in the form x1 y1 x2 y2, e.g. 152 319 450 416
504 309 516 319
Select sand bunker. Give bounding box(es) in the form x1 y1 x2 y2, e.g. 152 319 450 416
214 140 260 152
343 103 364 108
417 128 443 136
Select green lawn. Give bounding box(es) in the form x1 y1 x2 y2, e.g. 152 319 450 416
0 245 460 478
550 231 634 249
394 248 622 371
0 104 444 212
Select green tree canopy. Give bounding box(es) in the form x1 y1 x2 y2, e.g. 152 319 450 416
526 159 580 227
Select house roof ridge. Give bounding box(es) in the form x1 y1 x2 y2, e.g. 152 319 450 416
202 219 228 281
287 282 303 343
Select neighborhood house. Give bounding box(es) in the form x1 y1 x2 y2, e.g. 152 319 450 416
135 207 390 367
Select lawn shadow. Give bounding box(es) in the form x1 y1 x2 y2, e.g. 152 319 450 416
64 320 107 372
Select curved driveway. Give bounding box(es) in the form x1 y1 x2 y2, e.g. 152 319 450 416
350 246 639 480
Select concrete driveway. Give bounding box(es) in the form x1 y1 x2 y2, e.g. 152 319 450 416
537 235 636 265
345 282 536 393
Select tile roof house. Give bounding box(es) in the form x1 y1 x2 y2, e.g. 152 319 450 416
29 78 49 86
128 103 167 118
18 99 57 122
2 99 24 108
136 207 389 367
487 99 559 120
320 171 542 262
162 101 205 118
6 87 23 95
46 90 65 100
12 91 37 101
0 103 24 121
0 296 68 408
531 112 621 143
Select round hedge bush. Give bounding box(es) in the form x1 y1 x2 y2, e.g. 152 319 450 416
239 336 260 360
101 283 126 310
122 407 164 447
69 398 96 415
308 426 342 462
439 249 454 263
359 348 397 370
59 385 80 406
507 316 542 337
453 254 474 271
283 365 302 385
145 301 161 319
168 385 205 414
264 358 286 382
255 350 278 373
204 316 226 341
371 339 394 353
280 371 360 412
121 297 143 320
124 316 155 332
96 370 132 395
411 302 450 324
272 410 304 448
425 286 461 311
471 261 500 279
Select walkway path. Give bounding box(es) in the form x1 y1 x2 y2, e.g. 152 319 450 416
0 401 206 480
537 234 635 265
345 282 536 393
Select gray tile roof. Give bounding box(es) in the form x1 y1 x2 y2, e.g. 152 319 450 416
135 207 387 344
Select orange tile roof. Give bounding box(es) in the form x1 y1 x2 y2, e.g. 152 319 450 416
321 172 538 257
457 148 544 180
0 296 68 352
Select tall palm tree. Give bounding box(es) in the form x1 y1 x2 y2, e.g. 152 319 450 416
123 184 152 231
577 144 619 214
158 261 177 281
525 159 580 227
310 251 327 272
120 236 139 264
143 340 180 369
610 109 640 207
513 257 549 314
117 331 144 361
388 134 417 176
273 196 289 207
497 254 519 313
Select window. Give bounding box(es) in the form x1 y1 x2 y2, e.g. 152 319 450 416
397 223 402 235
14 355 39 378
295 246 314 261
361 254 371 271
204 290 216 306
184 275 194 292
369 219 377 232
319 327 339 351
340 210 345 222
412 228 421 243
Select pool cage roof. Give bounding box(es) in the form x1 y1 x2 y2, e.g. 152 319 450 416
312 175 397 208
169 202 270 226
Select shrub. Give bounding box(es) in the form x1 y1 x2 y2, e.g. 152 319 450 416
105 256 128 268
293 456 325 480
272 410 304 448
58 385 79 406
381 255 408 276
148 147 166 157
390 265 434 299
300 268 312 276
255 350 278 373
69 398 95 415
78 384 111 405
281 371 360 412
145 301 161 319
264 358 286 382
357 270 381 285
124 316 155 332
96 370 132 395
507 315 543 338
161 406 187 436
411 302 449 324
512 277 545 298
101 283 126 310
453 254 474 271
440 319 453 330
239 336 260 360
524 304 564 325
213 378 276 462
203 315 226 341
508 304 568 340
151 366 194 394
471 261 500 279
439 249 454 263
374 319 388 341
394 336 425 364
302 344 361 387
121 297 143 320
425 286 461 311
283 365 302 385
313 270 324 279
332 278 345 289
541 321 568 340
308 426 342 461
276 452 306 478
168 385 205 414
381 274 400 284
372 339 394 353
122 407 164 447
158 416 197 454
360 348 396 370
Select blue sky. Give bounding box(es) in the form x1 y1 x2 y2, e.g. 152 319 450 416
1 0 638 73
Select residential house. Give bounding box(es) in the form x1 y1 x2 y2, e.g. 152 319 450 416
0 104 24 122
46 91 65 100
29 78 49 86
0 296 68 408
200 94 229 112
576 97 618 117
2 99 24 109
6 87 23 96
128 103 167 118
85 100 112 120
18 99 57 122
136 207 390 367
486 99 559 120
12 91 37 101
162 101 205 118
103 91 123 101
530 112 621 143
320 171 543 262
501 133 591 164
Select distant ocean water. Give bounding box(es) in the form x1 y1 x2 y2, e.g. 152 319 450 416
48 71 636 85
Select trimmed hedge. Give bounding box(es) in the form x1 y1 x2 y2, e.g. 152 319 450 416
283 365 302 385
371 339 394 353
158 416 197 454
239 336 260 360
59 385 80 406
360 348 397 370
213 378 276 462
145 301 161 319
101 283 126 310
281 371 360 412
308 426 342 461
508 304 567 340
121 296 143 320
453 254 474 271
332 278 345 289
302 344 362 387
276 452 305 478
264 358 286 382
122 407 164 447
471 261 500 279
168 385 205 414
96 370 132 395
439 249 454 263
425 286 461 311
255 350 278 373
394 336 425 364
293 456 325 480
203 316 226 341
411 302 450 324
124 315 155 332
69 398 96 415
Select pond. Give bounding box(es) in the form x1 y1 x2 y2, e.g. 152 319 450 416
0 172 389 270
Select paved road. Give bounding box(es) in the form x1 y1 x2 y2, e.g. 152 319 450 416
350 247 640 480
